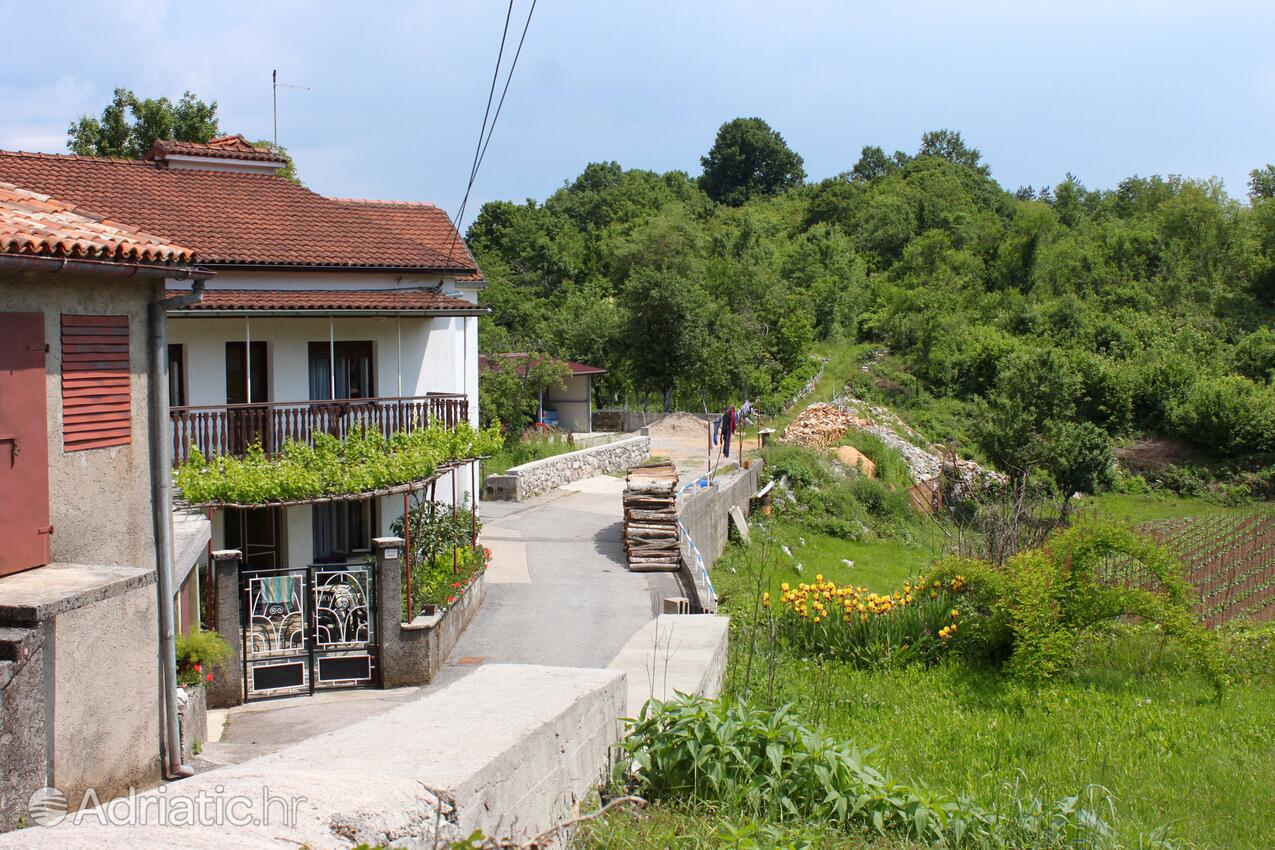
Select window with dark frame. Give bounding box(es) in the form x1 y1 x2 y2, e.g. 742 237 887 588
307 341 374 401
167 344 186 407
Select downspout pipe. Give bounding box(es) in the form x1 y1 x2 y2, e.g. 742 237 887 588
148 279 206 779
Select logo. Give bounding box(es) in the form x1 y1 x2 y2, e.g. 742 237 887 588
27 786 68 827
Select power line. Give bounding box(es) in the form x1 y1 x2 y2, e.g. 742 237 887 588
445 0 538 266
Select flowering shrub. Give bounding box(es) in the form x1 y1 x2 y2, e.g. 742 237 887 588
406 543 491 618
769 573 969 668
175 628 232 688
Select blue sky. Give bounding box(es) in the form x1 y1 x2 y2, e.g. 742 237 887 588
2 1 1271 224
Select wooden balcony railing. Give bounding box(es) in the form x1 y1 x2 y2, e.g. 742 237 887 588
170 394 469 466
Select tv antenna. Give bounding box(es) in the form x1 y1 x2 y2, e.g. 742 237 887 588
272 69 310 148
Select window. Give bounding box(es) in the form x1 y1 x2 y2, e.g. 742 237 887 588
61 314 130 451
168 344 186 407
225 341 268 405
308 341 374 401
312 499 374 563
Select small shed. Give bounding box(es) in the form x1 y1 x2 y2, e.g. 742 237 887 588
479 354 606 433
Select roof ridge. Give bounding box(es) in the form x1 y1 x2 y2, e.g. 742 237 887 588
0 149 159 166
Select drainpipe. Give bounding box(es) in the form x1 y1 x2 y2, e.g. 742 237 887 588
149 279 206 780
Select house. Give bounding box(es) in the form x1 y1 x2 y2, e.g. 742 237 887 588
479 353 605 433
0 137 489 823
0 181 210 829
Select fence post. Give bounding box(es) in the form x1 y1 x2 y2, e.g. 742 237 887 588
208 549 244 708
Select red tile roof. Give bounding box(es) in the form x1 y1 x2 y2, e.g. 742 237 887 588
145 134 286 163
172 288 485 314
479 353 606 377
0 150 481 275
0 181 194 263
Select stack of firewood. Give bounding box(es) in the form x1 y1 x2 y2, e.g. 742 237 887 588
623 460 680 571
781 402 869 449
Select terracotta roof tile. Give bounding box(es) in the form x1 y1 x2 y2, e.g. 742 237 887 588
479 353 606 377
173 288 485 313
0 181 194 263
145 134 286 163
0 150 481 274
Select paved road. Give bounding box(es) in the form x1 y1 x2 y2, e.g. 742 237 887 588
446 474 684 668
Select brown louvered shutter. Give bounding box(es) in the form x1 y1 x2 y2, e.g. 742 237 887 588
62 314 132 452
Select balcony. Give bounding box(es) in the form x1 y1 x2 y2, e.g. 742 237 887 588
170 394 469 466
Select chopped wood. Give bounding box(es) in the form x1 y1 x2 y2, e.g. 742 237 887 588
623 460 680 571
781 402 872 449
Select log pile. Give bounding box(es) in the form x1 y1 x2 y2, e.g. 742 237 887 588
623 460 680 571
781 403 870 449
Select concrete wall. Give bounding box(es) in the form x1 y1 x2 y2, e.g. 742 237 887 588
676 462 762 612
0 563 161 831
484 435 650 501
0 270 159 570
52 582 161 808
0 625 45 830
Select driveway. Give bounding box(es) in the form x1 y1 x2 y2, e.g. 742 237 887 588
447 474 684 668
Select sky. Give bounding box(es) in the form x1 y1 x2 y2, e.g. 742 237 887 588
2 1 1272 225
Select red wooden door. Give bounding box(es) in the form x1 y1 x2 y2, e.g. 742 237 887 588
0 313 51 576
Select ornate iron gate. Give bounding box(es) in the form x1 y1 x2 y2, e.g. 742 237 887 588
241 562 377 700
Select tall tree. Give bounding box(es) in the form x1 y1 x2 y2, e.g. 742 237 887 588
68 88 219 158
699 117 805 206
618 267 708 411
1250 164 1275 200
917 128 987 174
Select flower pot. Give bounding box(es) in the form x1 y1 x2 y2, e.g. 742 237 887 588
420 603 438 617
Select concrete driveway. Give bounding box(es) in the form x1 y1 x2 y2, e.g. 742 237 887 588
447 474 684 668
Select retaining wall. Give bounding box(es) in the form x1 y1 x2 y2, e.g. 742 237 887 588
676 461 762 612
0 664 626 848
484 435 650 501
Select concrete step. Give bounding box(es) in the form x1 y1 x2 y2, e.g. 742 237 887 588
608 613 730 718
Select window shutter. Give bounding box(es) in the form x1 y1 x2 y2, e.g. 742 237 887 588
61 314 131 451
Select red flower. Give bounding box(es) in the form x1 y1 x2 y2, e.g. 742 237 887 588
206 673 214 682
452 581 461 589
448 595 456 603
194 664 202 672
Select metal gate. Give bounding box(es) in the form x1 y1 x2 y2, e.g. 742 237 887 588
241 562 377 700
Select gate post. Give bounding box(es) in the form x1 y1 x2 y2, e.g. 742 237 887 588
374 536 433 687
208 549 244 708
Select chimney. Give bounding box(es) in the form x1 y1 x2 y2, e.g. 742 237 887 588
143 135 287 176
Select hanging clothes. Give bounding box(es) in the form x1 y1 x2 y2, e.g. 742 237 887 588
711 417 721 446
722 405 735 458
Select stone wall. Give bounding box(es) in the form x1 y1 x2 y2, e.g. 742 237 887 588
484 435 650 501
676 461 762 613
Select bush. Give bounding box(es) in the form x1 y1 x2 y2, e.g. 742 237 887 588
930 523 1226 693
175 628 232 688
1170 374 1275 456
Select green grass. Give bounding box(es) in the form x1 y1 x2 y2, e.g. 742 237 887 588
479 436 576 482
582 490 1275 850
1084 492 1249 526
714 521 934 611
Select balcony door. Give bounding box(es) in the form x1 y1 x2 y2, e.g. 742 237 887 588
226 341 269 453
308 341 374 401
